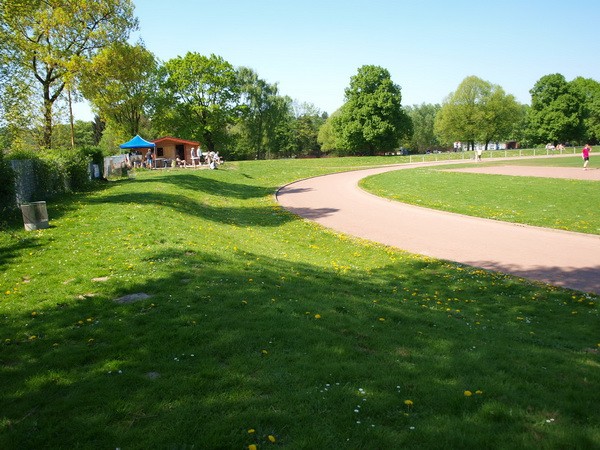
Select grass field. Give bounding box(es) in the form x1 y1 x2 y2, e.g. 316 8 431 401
1 157 599 449
360 156 600 234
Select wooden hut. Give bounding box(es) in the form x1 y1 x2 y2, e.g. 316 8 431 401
151 137 201 167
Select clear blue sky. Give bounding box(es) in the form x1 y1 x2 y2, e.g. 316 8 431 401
74 0 600 120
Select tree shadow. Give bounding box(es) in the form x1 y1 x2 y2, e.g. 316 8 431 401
133 173 277 200
87 191 294 228
1 249 598 447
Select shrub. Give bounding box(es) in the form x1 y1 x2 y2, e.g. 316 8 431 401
0 151 16 212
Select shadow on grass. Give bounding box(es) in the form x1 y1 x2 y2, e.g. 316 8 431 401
87 190 293 228
133 172 277 200
467 260 600 295
1 249 599 448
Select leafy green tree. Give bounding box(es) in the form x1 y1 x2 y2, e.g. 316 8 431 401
81 41 157 138
571 76 600 144
435 76 521 150
525 74 585 145
0 0 138 149
290 102 326 157
332 65 410 155
152 52 241 153
404 103 440 153
236 67 285 160
317 111 339 153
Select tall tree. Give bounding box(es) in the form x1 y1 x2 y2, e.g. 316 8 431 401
332 65 410 155
404 103 440 153
0 0 137 149
525 74 585 145
317 111 340 153
571 76 600 144
81 41 156 138
291 102 326 156
237 67 283 160
435 76 521 150
152 52 241 152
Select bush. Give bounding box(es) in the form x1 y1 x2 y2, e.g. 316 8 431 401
0 151 16 212
5 147 95 202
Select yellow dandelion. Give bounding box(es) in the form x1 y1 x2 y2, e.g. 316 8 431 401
268 435 276 443
314 314 321 319
379 318 385 322
464 390 472 397
475 390 483 395
249 445 257 450
261 350 268 355
247 429 255 434
404 400 413 405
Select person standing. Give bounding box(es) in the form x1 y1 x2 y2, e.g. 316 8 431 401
190 147 197 167
582 144 591 169
145 149 153 169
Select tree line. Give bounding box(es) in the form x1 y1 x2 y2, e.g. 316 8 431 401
1 0 599 160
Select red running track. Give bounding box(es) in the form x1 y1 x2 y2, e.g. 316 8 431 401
276 162 600 294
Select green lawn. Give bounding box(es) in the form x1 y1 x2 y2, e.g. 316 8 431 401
1 158 599 449
360 156 600 234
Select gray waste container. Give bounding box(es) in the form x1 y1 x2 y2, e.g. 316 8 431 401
21 201 49 231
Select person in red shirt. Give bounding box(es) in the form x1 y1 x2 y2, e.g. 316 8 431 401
582 144 591 169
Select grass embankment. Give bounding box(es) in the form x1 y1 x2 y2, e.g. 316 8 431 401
1 158 599 449
360 156 600 234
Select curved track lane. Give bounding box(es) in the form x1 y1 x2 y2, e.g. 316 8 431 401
276 162 600 294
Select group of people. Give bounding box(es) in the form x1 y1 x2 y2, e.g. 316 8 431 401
190 148 222 169
125 148 223 170
545 143 566 153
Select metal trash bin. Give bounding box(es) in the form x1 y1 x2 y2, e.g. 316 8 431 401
20 201 49 231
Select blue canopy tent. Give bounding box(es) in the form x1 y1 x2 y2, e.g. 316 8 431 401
119 135 156 149
119 135 156 168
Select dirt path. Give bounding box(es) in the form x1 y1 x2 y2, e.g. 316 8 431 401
276 161 600 294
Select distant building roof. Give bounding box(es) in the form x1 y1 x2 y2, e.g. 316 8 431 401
152 136 201 146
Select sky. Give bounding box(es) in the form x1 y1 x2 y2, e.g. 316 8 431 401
73 0 600 121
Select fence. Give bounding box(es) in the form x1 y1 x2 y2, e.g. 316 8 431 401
7 159 102 206
407 146 579 164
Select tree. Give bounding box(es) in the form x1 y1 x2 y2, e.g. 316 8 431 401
152 52 241 152
236 67 286 159
332 65 410 155
0 0 138 149
525 74 585 145
435 76 521 150
290 102 326 157
571 76 600 144
81 41 157 138
317 111 339 153
404 103 441 153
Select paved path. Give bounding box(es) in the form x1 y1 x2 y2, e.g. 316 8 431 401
276 161 600 294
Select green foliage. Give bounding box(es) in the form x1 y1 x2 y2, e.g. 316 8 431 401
435 76 522 149
571 76 600 144
6 147 93 199
81 41 157 137
333 65 411 155
0 150 16 212
403 103 442 153
526 74 585 145
152 52 241 153
0 0 138 148
232 68 292 160
317 111 338 153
